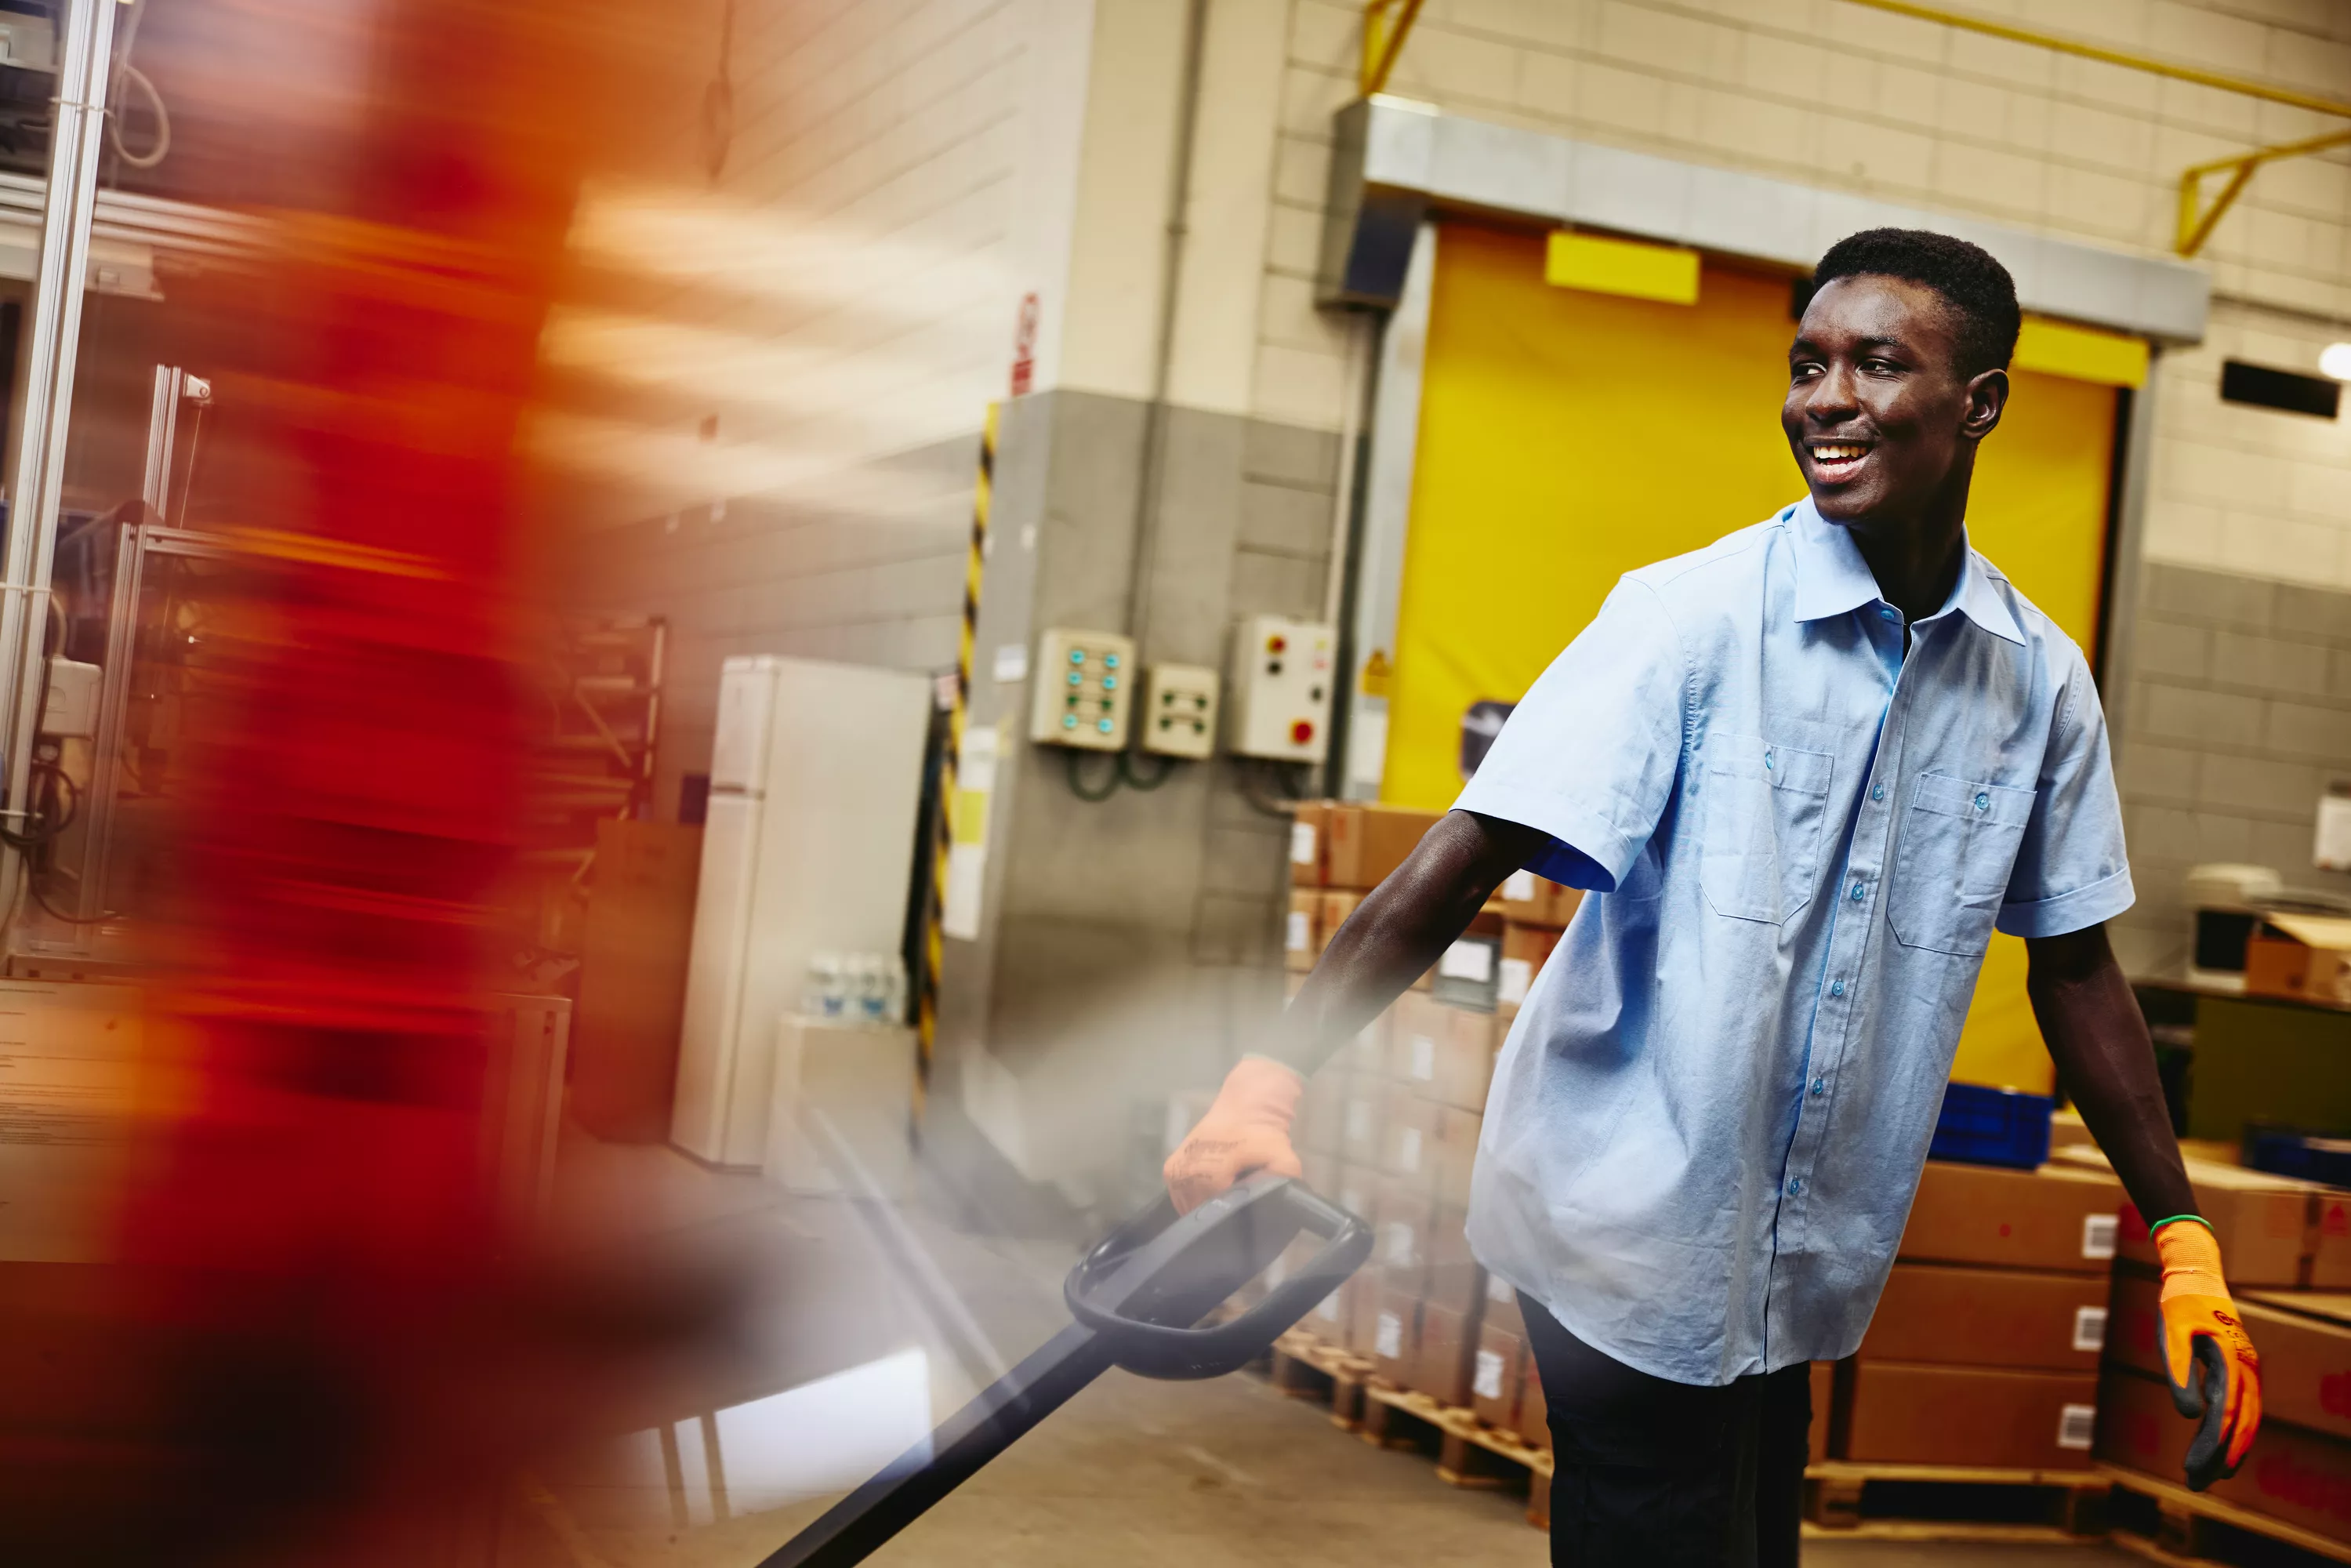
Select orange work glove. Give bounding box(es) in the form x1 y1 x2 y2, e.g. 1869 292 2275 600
2154 1216 2262 1491
1163 1057 1304 1215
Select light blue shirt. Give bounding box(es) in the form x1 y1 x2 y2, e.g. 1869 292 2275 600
1455 498 2132 1387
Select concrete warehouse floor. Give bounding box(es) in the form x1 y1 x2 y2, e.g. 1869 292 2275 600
514 1123 2146 1568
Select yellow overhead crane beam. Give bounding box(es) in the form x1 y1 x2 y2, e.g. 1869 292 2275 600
1840 0 2351 256
1360 0 1426 98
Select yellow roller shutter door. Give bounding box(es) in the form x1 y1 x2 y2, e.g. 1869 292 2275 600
1393 222 2121 1093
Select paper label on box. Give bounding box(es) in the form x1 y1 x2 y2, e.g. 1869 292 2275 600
1290 821 1317 866
2057 1403 2096 1450
1383 1221 1415 1267
1315 1289 1341 1323
1266 1255 1290 1290
2081 1214 2117 1260
1488 1272 1513 1304
1345 1101 1372 1144
1410 1034 1436 1080
1398 1127 1421 1173
2072 1305 2108 1353
991 643 1029 684
1440 940 1493 982
1473 1349 1506 1400
1498 956 1533 1005
1286 910 1310 953
1375 1312 1403 1360
1503 869 1535 902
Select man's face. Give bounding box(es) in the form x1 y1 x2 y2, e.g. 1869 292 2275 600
1782 274 2001 527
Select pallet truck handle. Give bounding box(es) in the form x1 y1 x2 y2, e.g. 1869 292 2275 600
1065 1174 1372 1381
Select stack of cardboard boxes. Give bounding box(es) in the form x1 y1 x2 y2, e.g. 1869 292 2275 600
2089 1150 2351 1548
1839 1159 2127 1469
1285 800 1574 1450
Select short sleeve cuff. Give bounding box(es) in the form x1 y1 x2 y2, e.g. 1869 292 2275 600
1451 779 1641 893
1994 865 2135 938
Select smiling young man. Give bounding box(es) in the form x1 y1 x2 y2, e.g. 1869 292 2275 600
1167 230 2262 1566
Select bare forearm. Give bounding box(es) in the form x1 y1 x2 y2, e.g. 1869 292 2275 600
2026 925 2197 1227
1268 810 1550 1077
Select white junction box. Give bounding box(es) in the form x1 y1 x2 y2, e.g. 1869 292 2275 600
1028 627 1134 750
1141 664 1219 759
1228 615 1334 762
39 657 100 739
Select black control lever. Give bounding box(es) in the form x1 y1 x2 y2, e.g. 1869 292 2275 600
760 1174 1370 1568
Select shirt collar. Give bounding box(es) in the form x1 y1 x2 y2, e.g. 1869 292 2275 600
1783 496 2025 646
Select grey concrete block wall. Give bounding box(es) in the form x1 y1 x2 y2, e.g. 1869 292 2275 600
937 389 1343 1196
2110 561 2351 973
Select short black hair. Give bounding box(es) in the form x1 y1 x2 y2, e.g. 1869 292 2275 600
1810 228 2020 379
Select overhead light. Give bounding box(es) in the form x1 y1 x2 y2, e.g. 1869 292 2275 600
2320 342 2351 381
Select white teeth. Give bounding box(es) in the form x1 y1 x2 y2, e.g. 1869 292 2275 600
1812 444 1865 462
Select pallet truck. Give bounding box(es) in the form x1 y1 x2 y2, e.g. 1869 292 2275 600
761 1174 1372 1567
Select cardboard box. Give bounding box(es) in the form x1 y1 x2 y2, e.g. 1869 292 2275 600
2226 1290 2351 1445
1809 1361 1834 1465
1295 1065 1342 1156
2099 1364 2351 1544
1473 1323 1524 1429
1433 924 1504 1013
1308 1269 1364 1348
1423 1260 1486 1321
1338 1077 1385 1167
1433 1105 1481 1207
1334 1005 1388 1075
1551 883 1584 927
1899 1160 2125 1275
1317 890 1364 956
2244 913 2351 1005
2318 1193 2351 1290
1859 1262 2112 1370
1845 1360 2099 1469
1330 1163 1379 1236
1326 804 1444 891
1374 1175 1431 1277
1390 994 1493 1109
1300 1148 1339 1199
1416 1300 1476 1406
1346 1270 1392 1359
1285 888 1319 972
1518 1359 1550 1450
1428 1201 1474 1270
2080 1146 2320 1286
1289 801 1328 887
1380 1088 1440 1182
1483 1269 1525 1336
1497 921 1563 1011
1372 1279 1420 1385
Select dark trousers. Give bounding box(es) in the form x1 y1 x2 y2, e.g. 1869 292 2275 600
1520 1294 1810 1568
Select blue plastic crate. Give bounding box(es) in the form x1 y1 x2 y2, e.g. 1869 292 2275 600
2246 1130 2351 1189
1928 1082 2053 1170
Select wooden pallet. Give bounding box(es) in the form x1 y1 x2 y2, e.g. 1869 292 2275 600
1265 1330 1378 1430
2101 1462 2351 1568
1357 1381 1555 1530
1805 1460 2113 1541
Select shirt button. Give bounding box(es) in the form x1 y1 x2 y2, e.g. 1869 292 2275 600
1765 749 1775 771
1787 1177 1805 1196
1871 783 1885 802
1830 979 1845 997
1810 1078 1826 1097
1975 792 1990 811
1878 607 1898 622
1850 881 1865 901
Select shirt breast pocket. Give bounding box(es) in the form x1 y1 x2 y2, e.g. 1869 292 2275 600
1888 774 2035 956
1699 735 1833 925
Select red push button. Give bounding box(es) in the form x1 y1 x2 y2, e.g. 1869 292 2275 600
1268 635 1287 654
1290 719 1314 744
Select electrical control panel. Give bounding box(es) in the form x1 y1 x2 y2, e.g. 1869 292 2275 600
1141 664 1219 759
1028 628 1135 750
1228 615 1334 762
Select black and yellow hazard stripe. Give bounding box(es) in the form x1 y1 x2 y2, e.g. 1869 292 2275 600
917 403 996 1087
